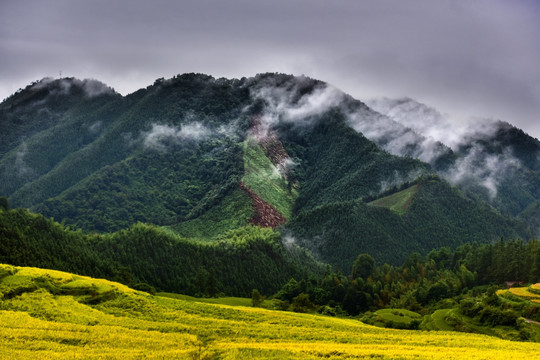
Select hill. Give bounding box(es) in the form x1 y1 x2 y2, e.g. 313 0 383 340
1 264 539 359
287 176 527 270
0 206 322 297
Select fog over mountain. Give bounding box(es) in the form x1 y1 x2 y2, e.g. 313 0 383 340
1 0 539 139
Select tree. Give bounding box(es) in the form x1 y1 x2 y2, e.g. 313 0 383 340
352 254 375 280
251 289 264 307
291 293 314 313
0 197 8 210
207 271 218 298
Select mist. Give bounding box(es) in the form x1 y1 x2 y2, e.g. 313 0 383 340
143 122 212 151
14 142 32 177
251 77 539 200
368 97 537 198
249 75 345 137
30 77 115 98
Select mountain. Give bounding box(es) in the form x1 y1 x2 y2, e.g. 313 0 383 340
368 97 540 222
0 73 535 273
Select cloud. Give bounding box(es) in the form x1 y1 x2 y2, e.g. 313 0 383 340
443 146 520 199
378 169 425 194
28 77 115 99
88 121 102 135
143 122 212 151
249 75 345 137
367 97 532 198
1 1 539 138
14 142 33 177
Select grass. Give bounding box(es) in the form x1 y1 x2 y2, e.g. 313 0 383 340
421 309 455 331
2 264 540 359
165 189 254 239
363 308 422 328
157 292 274 308
242 138 297 219
368 184 420 215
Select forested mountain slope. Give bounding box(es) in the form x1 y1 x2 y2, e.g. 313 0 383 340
0 206 322 296
369 97 540 223
0 73 535 269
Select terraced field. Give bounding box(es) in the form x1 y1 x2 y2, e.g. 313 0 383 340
1 264 540 359
503 284 540 304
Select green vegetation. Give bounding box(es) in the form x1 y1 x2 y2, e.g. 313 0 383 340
422 309 456 331
242 138 297 219
278 110 430 213
288 176 528 268
362 308 422 329
0 207 323 297
271 239 540 340
1 73 536 268
37 141 244 232
369 183 419 215
1 73 540 353
157 291 273 308
166 188 254 239
2 264 540 359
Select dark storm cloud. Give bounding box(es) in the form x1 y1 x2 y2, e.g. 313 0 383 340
1 0 539 138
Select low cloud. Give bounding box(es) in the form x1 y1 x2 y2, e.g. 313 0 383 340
143 122 212 151
31 77 115 98
367 97 528 198
88 121 103 135
443 146 520 199
249 75 345 137
15 142 33 177
250 78 535 200
282 233 297 248
378 169 425 194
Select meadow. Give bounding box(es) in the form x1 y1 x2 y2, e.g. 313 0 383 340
1 264 539 359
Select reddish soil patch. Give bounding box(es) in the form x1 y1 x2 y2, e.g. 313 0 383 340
240 182 286 228
249 115 290 168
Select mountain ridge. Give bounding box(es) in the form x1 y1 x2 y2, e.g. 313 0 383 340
0 73 537 270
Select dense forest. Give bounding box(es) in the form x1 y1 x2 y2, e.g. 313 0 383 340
0 203 322 297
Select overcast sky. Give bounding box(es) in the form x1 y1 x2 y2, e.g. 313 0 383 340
1 0 539 139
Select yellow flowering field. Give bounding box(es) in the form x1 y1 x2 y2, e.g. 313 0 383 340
1 264 539 359
505 285 540 304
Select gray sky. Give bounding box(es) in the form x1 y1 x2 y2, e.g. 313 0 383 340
1 0 539 139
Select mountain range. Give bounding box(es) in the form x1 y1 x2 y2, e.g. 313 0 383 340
1 73 538 280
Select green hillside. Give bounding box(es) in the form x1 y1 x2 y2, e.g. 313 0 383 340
369 184 419 215
1 264 539 359
166 188 254 239
242 138 297 219
0 206 322 297
277 109 430 213
288 176 529 269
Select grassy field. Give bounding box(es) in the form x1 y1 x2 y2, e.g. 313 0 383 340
242 139 297 219
368 184 420 215
2 264 540 359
